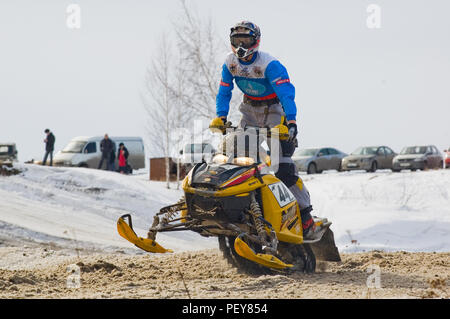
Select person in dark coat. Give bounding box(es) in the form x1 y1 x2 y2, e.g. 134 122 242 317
98 134 114 170
109 145 116 171
117 143 129 174
43 129 55 166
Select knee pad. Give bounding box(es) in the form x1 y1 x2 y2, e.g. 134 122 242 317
275 163 298 187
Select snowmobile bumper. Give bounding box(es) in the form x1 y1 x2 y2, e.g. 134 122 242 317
234 235 293 269
117 214 173 253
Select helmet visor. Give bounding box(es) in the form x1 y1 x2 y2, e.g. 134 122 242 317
231 35 256 49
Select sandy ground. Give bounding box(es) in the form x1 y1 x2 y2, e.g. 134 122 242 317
0 242 448 299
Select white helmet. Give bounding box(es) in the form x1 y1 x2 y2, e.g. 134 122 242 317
230 21 261 59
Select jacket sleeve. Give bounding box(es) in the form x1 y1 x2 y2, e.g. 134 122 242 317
216 63 234 118
265 60 297 122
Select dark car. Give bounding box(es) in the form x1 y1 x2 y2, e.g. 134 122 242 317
341 146 396 172
392 145 443 171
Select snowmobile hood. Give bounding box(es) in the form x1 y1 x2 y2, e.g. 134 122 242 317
191 162 253 188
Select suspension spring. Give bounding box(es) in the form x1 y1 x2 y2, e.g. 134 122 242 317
161 209 178 225
160 197 186 225
249 193 268 243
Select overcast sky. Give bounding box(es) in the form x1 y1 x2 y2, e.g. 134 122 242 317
1 0 449 162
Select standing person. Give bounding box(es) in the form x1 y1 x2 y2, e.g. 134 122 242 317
109 143 116 172
214 21 317 239
117 143 129 174
42 129 55 166
98 134 114 170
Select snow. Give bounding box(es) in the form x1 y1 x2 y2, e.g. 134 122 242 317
300 169 450 252
0 164 449 254
0 164 216 253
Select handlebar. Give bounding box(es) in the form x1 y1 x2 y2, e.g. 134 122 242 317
209 122 289 140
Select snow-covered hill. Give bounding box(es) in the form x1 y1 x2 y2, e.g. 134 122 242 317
302 169 450 252
0 164 449 254
0 164 216 253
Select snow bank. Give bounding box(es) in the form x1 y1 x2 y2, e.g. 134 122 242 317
0 164 216 252
0 164 448 254
301 169 450 252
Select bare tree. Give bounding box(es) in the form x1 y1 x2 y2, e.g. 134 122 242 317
142 35 174 189
172 1 242 123
143 1 242 188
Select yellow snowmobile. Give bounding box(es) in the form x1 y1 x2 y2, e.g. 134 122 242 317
117 120 340 273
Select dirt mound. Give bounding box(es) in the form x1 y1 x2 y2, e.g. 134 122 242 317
76 260 120 273
0 164 21 176
0 248 448 299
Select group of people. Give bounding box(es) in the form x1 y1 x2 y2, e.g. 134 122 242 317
42 130 131 174
97 134 131 174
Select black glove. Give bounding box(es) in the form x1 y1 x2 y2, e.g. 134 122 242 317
219 117 228 135
287 123 298 142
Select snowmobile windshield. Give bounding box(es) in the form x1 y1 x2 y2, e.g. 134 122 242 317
218 129 269 166
351 147 378 155
400 146 428 155
294 148 319 157
62 141 86 153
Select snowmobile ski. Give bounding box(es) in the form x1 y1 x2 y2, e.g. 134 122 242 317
117 214 173 253
234 235 293 269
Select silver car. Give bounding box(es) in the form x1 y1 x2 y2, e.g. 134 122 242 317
341 146 396 172
392 145 443 171
292 147 347 174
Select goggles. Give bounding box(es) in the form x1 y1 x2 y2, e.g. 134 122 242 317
231 35 256 49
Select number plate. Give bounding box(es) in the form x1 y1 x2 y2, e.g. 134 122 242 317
400 163 411 167
347 163 357 167
268 182 296 207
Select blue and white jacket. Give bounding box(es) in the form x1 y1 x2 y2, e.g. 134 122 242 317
216 51 297 121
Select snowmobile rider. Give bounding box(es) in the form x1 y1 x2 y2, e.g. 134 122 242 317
213 21 317 239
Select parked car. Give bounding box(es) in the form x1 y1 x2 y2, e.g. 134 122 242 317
292 147 347 174
341 146 396 172
0 143 18 165
445 148 450 169
392 145 443 171
180 143 216 166
53 136 145 170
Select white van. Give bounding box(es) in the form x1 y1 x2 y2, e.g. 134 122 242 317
53 136 145 170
